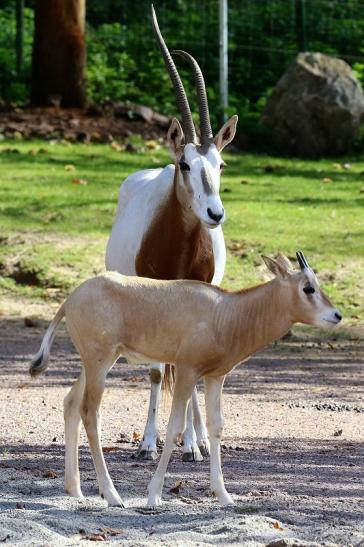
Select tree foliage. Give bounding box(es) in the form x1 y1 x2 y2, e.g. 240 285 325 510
1 0 364 139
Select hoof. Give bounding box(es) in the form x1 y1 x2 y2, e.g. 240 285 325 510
136 449 158 461
182 449 203 462
147 494 162 507
65 485 84 498
198 441 210 457
100 489 125 508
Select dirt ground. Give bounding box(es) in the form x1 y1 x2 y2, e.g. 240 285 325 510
0 317 363 546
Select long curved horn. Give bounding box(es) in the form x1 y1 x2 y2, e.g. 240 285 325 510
172 50 213 149
151 6 196 143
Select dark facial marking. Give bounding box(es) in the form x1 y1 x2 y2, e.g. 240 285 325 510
179 161 190 171
201 167 213 196
171 128 178 141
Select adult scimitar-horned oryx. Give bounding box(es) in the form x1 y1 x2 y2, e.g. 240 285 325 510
105 6 238 461
29 252 342 507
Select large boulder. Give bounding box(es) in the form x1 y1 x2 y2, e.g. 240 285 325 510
261 52 364 156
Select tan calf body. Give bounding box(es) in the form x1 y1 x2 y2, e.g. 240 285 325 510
29 253 341 507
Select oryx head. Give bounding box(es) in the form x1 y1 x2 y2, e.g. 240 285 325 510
152 6 238 228
263 251 342 328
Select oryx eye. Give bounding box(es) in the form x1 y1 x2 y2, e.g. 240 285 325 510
303 285 315 295
179 161 190 171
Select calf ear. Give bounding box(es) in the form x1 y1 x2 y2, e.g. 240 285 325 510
262 255 290 279
276 252 294 271
167 118 184 158
214 115 238 151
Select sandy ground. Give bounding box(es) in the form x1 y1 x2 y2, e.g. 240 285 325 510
0 317 363 546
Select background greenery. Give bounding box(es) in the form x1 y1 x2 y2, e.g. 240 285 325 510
0 140 362 330
2 1 364 145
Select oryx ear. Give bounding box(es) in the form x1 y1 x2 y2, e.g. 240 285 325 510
262 255 290 279
276 252 294 271
167 118 184 158
214 115 238 152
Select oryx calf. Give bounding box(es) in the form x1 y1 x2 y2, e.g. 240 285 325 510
30 252 341 507
105 6 237 461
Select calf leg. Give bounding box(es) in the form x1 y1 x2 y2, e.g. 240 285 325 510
204 376 234 506
81 363 124 507
147 369 198 507
181 396 203 462
64 368 86 497
137 362 165 460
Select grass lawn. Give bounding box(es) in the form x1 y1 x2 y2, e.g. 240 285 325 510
0 140 363 331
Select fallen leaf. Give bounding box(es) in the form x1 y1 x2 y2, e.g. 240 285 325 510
334 429 343 437
322 177 333 183
240 179 251 185
101 527 125 537
146 140 160 150
102 446 119 453
343 162 351 170
72 178 88 185
16 502 25 509
43 469 58 478
17 382 29 389
132 431 141 442
110 141 123 152
64 164 76 171
87 533 106 542
272 520 283 530
169 480 182 494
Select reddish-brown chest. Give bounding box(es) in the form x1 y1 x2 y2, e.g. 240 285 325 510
135 188 214 282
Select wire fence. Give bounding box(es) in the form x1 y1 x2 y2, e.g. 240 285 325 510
3 0 364 126
104 0 364 111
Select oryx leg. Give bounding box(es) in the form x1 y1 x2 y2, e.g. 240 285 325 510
80 359 124 507
147 369 198 507
64 367 86 497
192 387 210 456
136 362 165 460
204 375 234 506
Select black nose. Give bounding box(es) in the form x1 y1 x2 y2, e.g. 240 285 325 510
335 312 342 322
207 207 224 223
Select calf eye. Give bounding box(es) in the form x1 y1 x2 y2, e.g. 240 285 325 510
220 163 226 170
303 285 315 294
179 161 190 171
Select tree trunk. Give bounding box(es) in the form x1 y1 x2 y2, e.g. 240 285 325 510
31 0 86 107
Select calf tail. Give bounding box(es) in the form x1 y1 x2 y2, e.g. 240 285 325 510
29 302 66 377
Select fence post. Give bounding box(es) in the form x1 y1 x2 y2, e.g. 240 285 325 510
16 0 24 76
295 0 307 52
219 0 228 122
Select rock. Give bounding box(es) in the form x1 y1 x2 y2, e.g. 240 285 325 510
261 52 364 156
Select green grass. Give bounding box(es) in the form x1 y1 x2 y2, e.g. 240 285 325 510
0 140 363 328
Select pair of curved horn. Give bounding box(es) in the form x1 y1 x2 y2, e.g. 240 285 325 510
151 5 212 147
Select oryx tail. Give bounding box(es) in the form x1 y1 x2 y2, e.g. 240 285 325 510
29 302 66 377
